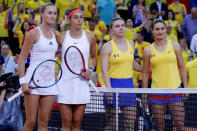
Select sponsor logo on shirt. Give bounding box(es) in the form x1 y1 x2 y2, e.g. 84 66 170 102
49 41 53 45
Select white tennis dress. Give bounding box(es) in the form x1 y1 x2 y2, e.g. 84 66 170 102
57 30 90 104
25 27 58 95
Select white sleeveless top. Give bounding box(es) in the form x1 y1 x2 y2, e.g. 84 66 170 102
25 27 58 95
57 30 90 104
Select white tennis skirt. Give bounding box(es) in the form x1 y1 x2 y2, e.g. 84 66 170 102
57 75 90 104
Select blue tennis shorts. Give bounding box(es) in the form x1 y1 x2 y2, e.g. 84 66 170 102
148 85 183 103
104 78 136 107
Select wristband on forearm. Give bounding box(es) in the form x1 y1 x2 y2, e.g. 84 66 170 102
88 66 95 72
19 77 26 85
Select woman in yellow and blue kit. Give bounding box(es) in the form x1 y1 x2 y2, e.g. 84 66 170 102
101 17 142 131
142 19 187 131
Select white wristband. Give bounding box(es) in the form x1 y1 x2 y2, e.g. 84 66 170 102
19 77 26 85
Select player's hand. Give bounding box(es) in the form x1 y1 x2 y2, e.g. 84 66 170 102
181 85 188 99
81 69 92 80
14 54 19 64
21 83 34 93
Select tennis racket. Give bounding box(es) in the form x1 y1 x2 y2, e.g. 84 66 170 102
64 45 99 93
8 59 62 102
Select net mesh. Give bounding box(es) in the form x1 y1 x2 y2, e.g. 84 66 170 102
21 87 197 131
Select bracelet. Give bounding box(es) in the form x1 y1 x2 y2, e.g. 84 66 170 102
88 66 94 72
19 77 26 85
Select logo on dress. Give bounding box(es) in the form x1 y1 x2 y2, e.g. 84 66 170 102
73 42 78 44
114 53 119 58
168 51 172 53
49 41 53 45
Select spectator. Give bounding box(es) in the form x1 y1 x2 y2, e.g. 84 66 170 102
181 7 197 45
150 0 168 20
0 45 20 131
58 9 69 32
86 19 104 86
190 33 197 53
132 0 148 27
1 0 24 15
164 10 180 39
55 0 77 20
145 0 166 12
96 0 116 26
141 19 154 43
0 43 22 131
133 56 141 88
79 0 96 21
168 0 187 25
1 43 17 74
166 24 178 42
125 18 146 41
93 15 107 42
116 0 131 21
12 20 30 48
125 19 137 41
86 19 102 42
12 2 30 55
28 0 44 15
179 38 193 65
14 3 30 31
0 0 17 45
134 31 150 88
135 31 150 62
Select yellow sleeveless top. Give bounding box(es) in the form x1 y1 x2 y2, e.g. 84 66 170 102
150 40 181 88
108 39 134 78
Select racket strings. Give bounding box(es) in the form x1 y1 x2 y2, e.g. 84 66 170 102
65 48 84 75
33 61 61 87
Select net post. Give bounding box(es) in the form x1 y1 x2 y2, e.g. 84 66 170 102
115 89 119 131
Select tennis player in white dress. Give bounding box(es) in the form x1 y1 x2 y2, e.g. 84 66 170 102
56 8 97 131
17 3 58 131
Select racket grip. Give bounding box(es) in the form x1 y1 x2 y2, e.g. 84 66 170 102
7 88 23 102
89 80 99 93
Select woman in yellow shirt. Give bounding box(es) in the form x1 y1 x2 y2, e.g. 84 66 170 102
164 10 180 39
179 38 193 65
143 19 187 131
13 20 30 49
101 17 142 131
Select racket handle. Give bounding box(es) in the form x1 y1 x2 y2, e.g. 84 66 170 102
89 80 99 93
7 88 23 102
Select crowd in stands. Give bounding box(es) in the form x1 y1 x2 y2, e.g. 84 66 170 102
0 0 197 130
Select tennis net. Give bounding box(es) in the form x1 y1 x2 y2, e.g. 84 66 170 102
23 87 197 131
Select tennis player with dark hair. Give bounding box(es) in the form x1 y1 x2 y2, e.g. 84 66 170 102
18 3 58 131
142 19 187 131
56 8 97 131
101 17 142 131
